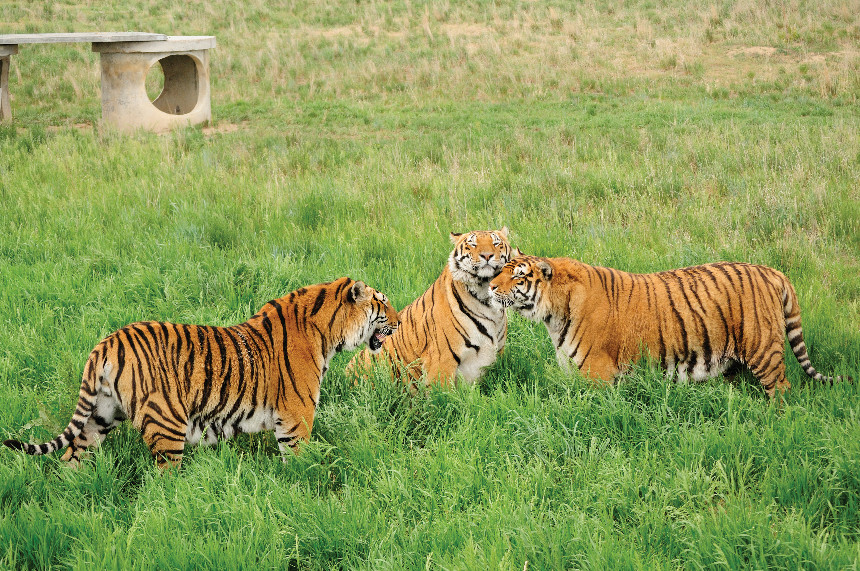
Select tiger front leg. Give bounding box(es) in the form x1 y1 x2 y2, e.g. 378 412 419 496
421 355 458 388
274 410 314 459
146 434 187 471
564 348 619 387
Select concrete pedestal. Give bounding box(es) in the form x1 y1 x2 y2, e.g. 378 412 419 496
0 44 18 121
92 36 215 133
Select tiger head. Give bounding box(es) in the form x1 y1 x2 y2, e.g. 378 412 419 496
339 279 400 354
448 227 513 284
489 255 554 321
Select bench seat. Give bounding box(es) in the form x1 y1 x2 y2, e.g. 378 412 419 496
0 33 215 132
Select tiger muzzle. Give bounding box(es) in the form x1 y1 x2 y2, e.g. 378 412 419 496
490 291 515 309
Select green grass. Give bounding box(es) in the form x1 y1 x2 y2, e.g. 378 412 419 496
1 0 860 568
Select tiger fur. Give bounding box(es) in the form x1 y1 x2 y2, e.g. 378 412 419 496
349 228 513 388
4 278 399 468
489 256 849 398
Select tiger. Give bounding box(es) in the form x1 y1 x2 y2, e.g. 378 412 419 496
489 256 850 398
4 278 399 469
348 228 513 388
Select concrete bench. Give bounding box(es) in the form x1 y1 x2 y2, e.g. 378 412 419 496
0 32 216 133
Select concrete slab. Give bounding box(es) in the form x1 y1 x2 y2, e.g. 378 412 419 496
92 36 216 53
0 32 166 44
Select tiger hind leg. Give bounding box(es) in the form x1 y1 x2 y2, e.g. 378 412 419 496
59 414 123 468
59 395 126 468
137 400 188 470
749 350 790 399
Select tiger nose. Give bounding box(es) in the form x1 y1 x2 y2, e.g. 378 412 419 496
488 283 497 292
480 253 493 261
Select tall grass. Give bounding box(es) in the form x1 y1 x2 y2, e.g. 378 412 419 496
1 0 859 568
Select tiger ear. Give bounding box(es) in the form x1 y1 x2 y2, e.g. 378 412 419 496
537 261 553 281
347 281 370 303
449 232 462 244
498 226 509 239
511 247 524 257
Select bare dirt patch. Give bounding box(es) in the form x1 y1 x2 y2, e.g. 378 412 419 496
300 25 361 39
727 46 778 57
44 123 93 133
202 122 245 136
441 23 492 37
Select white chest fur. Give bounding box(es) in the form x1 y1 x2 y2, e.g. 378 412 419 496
453 296 507 383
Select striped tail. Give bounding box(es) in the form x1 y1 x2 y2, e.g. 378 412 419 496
3 367 100 456
783 283 851 386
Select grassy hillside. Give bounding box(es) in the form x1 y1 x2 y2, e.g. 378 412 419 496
1 0 859 568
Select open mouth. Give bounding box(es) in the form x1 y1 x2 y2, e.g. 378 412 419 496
369 329 388 351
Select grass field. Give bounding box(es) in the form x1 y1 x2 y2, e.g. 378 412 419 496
1 0 860 568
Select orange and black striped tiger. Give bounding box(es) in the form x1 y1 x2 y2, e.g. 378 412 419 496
4 278 399 468
489 256 849 397
349 228 513 387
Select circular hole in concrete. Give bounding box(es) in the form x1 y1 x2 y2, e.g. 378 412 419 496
145 62 165 103
147 55 201 116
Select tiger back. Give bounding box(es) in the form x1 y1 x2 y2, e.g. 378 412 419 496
489 256 849 398
349 228 513 388
4 278 399 469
